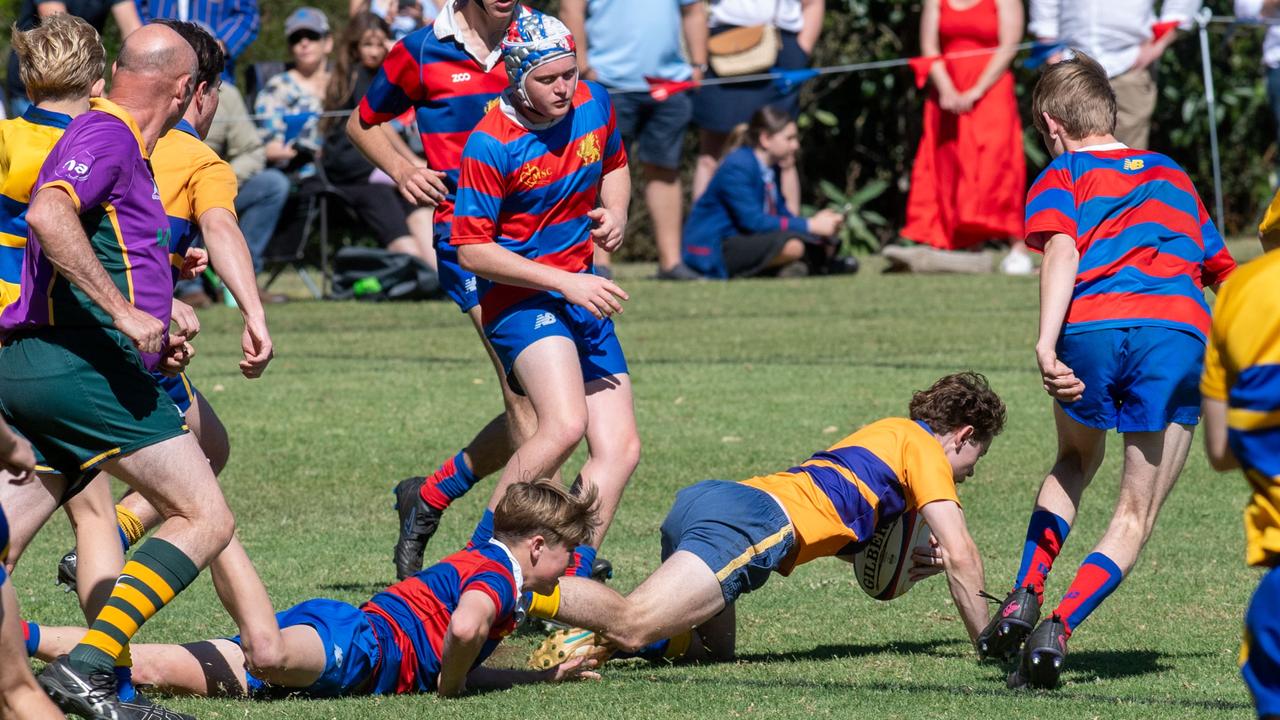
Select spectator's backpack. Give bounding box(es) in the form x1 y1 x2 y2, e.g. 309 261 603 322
329 246 442 302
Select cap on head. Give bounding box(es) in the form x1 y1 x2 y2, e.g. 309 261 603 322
501 12 575 102
284 7 330 37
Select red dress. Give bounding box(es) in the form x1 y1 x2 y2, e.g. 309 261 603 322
902 0 1025 250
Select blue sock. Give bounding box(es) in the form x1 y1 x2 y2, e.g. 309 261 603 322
114 666 136 702
22 620 39 657
569 544 597 578
614 638 669 660
117 525 131 551
1014 510 1071 599
469 509 495 548
1053 552 1124 636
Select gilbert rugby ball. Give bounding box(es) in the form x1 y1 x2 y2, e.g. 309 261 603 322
852 510 932 601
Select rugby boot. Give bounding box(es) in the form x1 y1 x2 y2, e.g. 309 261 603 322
38 655 122 719
977 585 1040 661
1008 614 1069 690
393 476 442 580
590 557 613 582
56 549 78 593
118 693 195 720
528 627 611 670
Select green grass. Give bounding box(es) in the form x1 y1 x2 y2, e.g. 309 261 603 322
14 245 1267 719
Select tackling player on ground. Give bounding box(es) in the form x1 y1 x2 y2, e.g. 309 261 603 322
1200 198 1280 719
451 13 639 603
530 373 1002 666
978 52 1236 690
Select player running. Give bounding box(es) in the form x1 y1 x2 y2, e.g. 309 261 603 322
25 480 602 699
1201 200 1280 719
977 53 1237 690
451 13 638 596
529 373 1002 666
347 0 558 580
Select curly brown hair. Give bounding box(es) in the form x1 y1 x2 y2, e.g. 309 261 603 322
493 479 599 548
909 372 1007 444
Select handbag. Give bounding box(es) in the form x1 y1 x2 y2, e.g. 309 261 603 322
707 1 783 77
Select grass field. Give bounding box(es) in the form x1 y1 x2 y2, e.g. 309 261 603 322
13 245 1267 719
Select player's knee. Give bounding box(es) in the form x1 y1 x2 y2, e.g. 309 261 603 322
543 413 589 452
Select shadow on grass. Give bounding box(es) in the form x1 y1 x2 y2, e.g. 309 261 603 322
316 581 387 595
733 639 966 663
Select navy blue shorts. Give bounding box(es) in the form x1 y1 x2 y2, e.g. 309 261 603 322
435 228 478 314
693 29 808 133
610 90 693 170
152 372 195 415
232 598 389 697
1057 327 1203 432
485 294 628 395
660 480 795 604
1244 565 1280 717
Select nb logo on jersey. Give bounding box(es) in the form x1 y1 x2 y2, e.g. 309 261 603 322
57 152 95 181
1123 158 1144 171
576 132 601 164
518 164 553 190
451 72 472 83
533 312 556 330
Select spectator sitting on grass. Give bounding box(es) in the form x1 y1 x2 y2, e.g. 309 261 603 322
681 106 853 279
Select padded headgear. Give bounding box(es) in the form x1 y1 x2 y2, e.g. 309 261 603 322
501 12 576 104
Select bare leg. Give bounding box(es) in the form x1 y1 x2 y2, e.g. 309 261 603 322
132 627 324 698
484 337 588 511
693 129 727 201
763 239 806 270
644 165 684 272
63 477 125 619
1031 404 1108 523
467 307 540 454
576 375 640 546
0 581 62 719
0 472 66 570
405 207 438 270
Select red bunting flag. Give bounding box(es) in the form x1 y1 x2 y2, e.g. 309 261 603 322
1151 20 1179 41
907 55 939 89
646 77 700 102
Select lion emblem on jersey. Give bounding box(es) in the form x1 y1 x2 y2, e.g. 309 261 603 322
518 164 554 189
576 132 602 164
485 97 500 114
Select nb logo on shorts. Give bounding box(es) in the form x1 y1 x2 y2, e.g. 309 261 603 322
451 72 472 83
1123 158 1144 171
533 312 556 330
464 276 477 293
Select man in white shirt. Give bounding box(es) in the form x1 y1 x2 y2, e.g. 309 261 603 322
1029 0 1201 148
1236 0 1280 167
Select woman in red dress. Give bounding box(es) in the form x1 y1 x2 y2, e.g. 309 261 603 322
901 0 1031 274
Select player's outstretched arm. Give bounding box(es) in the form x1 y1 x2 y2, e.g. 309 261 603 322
27 187 164 353
437 590 498 697
345 111 446 207
198 208 273 378
919 499 989 652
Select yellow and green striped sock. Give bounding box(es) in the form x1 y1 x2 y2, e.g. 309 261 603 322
68 538 198 673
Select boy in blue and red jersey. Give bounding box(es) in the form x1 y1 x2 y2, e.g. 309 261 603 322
347 0 562 581
451 14 638 621
25 480 603 699
977 52 1237 691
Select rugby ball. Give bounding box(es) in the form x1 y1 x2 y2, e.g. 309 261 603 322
852 510 932 601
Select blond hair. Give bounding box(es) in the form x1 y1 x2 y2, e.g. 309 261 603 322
493 480 598 548
1031 50 1117 140
10 14 104 104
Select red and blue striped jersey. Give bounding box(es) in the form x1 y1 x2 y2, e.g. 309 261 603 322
451 81 627 324
1024 147 1236 341
357 8 522 231
360 542 520 694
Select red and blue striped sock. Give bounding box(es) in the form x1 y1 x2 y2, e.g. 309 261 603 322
418 451 478 511
1052 552 1124 637
22 620 39 657
566 545 597 578
1014 510 1071 602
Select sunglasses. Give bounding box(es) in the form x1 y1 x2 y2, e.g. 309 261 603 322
288 29 324 45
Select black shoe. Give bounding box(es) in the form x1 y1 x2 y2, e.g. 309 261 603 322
38 655 122 720
590 557 613 582
119 693 194 720
823 256 860 276
57 549 78 593
1008 615 1069 690
978 586 1040 661
655 263 703 281
393 476 443 580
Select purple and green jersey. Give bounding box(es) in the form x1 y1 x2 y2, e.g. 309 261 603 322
0 98 173 370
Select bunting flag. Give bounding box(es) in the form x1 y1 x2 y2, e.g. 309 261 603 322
907 55 939 89
646 77 700 102
1152 20 1181 41
773 67 820 95
1024 41 1066 69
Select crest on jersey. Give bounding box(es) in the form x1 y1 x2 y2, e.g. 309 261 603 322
576 133 601 165
485 97 500 114
518 164 554 190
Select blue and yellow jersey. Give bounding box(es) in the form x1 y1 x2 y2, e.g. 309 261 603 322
1201 249 1280 568
0 106 72 311
150 119 237 281
740 417 958 573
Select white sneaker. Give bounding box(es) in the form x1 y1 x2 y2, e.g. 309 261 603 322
1000 250 1035 275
